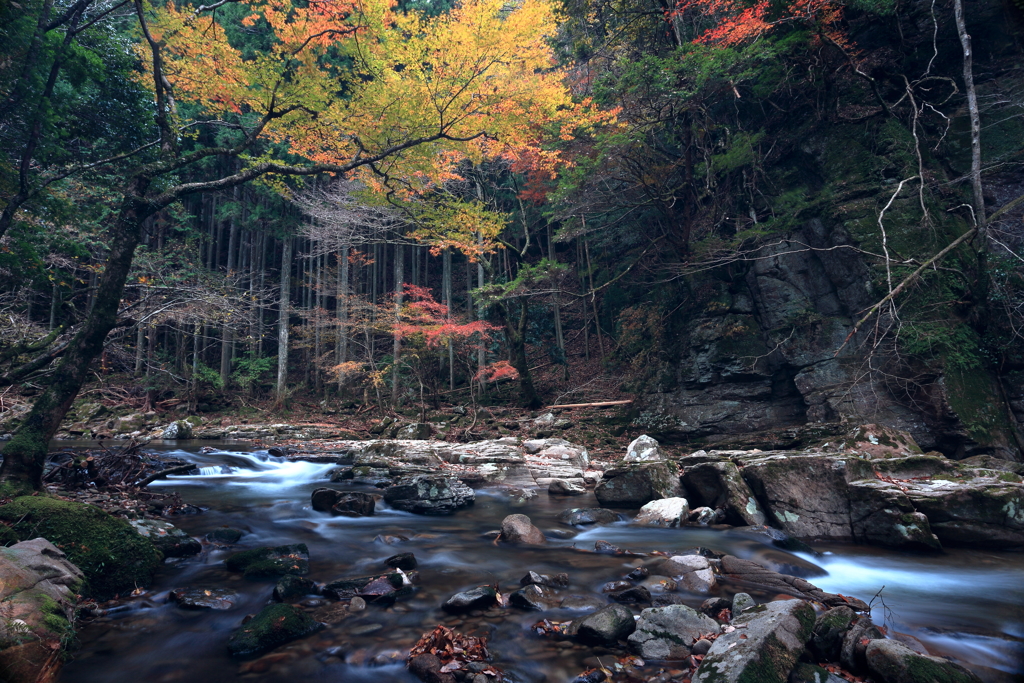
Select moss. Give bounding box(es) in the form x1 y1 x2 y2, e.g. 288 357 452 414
945 368 1012 445
902 653 979 683
226 603 321 658
0 524 19 546
226 544 309 579
998 472 1022 483
0 496 161 600
736 632 796 683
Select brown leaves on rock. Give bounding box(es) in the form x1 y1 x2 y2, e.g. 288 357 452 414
408 625 500 676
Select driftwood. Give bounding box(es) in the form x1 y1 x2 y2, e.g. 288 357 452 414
546 400 633 409
136 464 198 488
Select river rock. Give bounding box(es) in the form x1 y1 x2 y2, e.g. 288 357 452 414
700 597 731 619
633 497 689 527
500 514 546 545
732 592 756 614
170 587 237 609
129 519 202 557
548 478 587 495
322 571 412 601
609 585 651 604
558 508 620 525
571 604 637 644
227 603 321 658
661 555 715 593
395 423 433 440
331 492 375 516
509 583 558 610
623 434 664 462
382 474 474 514
0 497 161 601
809 605 855 661
443 586 498 613
273 575 319 601
520 571 569 588
594 462 680 507
840 616 885 671
789 662 851 683
627 604 720 659
692 599 815 683
225 544 310 579
865 639 982 683
311 487 343 511
718 555 869 610
680 460 766 526
385 552 417 570
207 527 246 544
162 420 193 439
0 538 83 681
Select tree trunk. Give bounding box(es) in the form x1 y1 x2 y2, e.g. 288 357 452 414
0 186 152 490
498 299 541 409
336 246 349 383
391 242 404 406
276 236 292 404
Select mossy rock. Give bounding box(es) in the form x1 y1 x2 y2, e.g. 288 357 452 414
0 497 162 600
225 544 309 579
226 603 321 658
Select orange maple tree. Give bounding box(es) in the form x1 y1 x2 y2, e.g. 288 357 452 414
669 0 851 49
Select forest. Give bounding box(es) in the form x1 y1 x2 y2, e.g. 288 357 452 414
2 2 1024 683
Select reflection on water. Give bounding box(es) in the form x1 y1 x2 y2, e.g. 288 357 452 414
58 444 1024 683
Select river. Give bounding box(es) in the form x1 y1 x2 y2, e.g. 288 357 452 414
57 443 1024 683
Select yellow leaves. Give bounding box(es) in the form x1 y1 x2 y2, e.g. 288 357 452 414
148 0 610 192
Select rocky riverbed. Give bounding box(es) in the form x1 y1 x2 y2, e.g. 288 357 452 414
4 424 1022 683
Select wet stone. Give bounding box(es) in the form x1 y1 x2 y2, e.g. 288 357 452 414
571 603 637 645
443 586 498 614
273 575 319 602
520 571 570 588
227 603 321 658
206 527 246 544
170 587 237 610
609 585 651 604
732 592 756 614
509 584 558 611
225 544 310 579
558 508 620 526
385 552 417 570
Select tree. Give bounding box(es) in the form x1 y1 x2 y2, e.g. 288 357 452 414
0 0 600 490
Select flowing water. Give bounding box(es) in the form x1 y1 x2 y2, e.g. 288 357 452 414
57 443 1024 683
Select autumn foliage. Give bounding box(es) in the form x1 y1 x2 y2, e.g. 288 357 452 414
150 0 609 194
670 0 851 49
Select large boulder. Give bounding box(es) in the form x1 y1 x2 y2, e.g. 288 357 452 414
0 538 83 682
226 603 321 658
0 497 161 600
443 586 498 613
394 423 433 440
633 497 689 527
680 459 766 526
865 639 982 683
623 434 664 462
161 420 193 439
902 478 1024 550
692 600 816 683
594 462 680 507
499 514 546 545
382 475 475 514
571 604 637 645
627 605 719 659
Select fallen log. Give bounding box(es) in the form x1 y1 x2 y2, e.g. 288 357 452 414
136 464 197 488
546 400 633 409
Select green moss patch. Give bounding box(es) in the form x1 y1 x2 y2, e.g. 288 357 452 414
0 497 162 600
226 603 321 658
225 544 309 579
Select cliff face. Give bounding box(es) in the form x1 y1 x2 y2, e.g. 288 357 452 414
632 0 1024 460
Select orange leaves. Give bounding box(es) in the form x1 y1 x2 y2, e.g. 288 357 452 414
392 284 498 348
474 360 519 383
670 0 852 50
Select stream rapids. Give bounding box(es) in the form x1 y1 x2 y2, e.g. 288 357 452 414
58 442 1024 683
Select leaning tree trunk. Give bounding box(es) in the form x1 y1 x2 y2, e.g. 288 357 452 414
0 185 152 490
